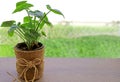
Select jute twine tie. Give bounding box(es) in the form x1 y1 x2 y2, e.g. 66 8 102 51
10 58 42 82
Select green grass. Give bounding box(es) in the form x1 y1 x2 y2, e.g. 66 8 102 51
43 35 120 58
0 25 120 58
1 35 120 58
0 45 14 57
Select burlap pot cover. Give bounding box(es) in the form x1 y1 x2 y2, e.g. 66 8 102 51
14 42 44 81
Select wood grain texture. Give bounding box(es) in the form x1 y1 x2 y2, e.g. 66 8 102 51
0 58 120 82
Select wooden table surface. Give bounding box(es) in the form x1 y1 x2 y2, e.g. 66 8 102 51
0 58 120 82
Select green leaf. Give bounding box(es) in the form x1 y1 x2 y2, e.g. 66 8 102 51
46 5 64 18
13 1 33 13
21 23 32 28
8 30 14 37
43 13 49 21
1 20 15 27
30 29 40 38
46 5 52 10
39 13 52 29
28 11 34 15
41 31 46 37
16 1 27 7
8 24 18 36
44 20 53 27
28 10 44 18
43 14 53 27
24 29 40 41
51 9 64 18
24 16 29 23
23 16 32 23
34 10 44 18
39 21 45 29
10 24 18 30
38 13 46 29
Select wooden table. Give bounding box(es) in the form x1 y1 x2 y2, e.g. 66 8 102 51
0 58 120 82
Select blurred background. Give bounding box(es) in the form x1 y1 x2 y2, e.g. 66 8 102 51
0 0 120 58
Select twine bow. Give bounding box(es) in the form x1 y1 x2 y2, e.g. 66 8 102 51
17 58 42 82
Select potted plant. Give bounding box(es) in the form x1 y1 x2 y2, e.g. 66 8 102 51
1 0 64 82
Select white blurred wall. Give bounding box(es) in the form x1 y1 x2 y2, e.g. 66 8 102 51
0 0 120 24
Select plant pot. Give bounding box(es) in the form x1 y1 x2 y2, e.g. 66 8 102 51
14 42 44 81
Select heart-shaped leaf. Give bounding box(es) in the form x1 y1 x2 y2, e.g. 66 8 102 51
28 11 34 15
28 10 44 18
51 9 64 18
46 5 52 10
1 20 15 27
46 4 64 18
16 1 27 7
8 30 14 37
8 24 18 36
34 10 44 18
23 16 32 23
13 1 33 13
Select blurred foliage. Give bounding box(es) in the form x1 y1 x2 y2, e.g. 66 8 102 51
0 25 120 58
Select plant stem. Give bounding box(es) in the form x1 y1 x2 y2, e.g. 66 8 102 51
16 29 25 40
17 28 25 36
26 9 32 27
16 29 31 49
35 11 51 31
34 16 36 29
15 31 26 42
